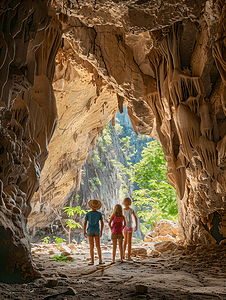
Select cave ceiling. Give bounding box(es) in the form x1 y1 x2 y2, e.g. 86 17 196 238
1 0 226 282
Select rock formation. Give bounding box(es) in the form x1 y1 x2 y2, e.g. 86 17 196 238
45 0 223 247
2 0 226 283
0 0 61 282
37 0 226 247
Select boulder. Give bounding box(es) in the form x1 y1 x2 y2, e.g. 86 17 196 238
148 249 160 258
153 234 176 243
131 247 147 257
154 241 178 253
144 235 153 242
148 219 179 239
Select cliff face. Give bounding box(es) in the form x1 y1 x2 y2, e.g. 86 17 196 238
29 43 118 233
1 0 226 283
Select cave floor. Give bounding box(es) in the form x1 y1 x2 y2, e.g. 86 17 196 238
1 243 226 300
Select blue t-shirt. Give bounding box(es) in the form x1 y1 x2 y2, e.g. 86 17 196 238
85 211 103 232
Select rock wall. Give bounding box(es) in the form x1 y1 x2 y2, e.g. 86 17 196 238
29 40 118 234
0 1 61 282
2 0 226 283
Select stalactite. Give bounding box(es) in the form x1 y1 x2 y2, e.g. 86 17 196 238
174 103 200 161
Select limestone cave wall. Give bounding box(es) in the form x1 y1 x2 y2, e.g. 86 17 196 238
1 0 226 283
0 0 61 282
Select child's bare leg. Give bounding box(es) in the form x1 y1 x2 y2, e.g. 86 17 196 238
88 236 94 264
127 232 132 260
94 236 102 263
112 239 117 263
119 239 123 262
123 231 128 259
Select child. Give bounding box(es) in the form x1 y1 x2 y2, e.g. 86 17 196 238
109 204 126 263
84 199 104 265
123 197 138 261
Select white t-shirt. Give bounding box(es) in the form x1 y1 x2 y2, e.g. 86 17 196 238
123 208 134 228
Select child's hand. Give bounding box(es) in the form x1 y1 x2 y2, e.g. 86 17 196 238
100 231 103 237
134 226 137 232
84 232 87 238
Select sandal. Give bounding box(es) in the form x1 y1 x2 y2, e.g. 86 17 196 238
99 261 105 265
88 262 94 265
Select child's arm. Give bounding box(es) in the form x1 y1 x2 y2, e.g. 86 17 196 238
133 211 138 232
100 219 104 237
123 216 126 228
108 216 113 230
84 220 88 238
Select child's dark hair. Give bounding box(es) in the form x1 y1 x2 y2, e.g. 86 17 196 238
112 204 123 217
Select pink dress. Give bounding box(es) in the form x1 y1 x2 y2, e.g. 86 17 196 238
111 216 124 234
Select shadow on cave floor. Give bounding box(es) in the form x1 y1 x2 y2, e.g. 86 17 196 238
1 243 226 300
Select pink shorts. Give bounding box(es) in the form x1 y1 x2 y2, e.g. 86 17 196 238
123 227 133 232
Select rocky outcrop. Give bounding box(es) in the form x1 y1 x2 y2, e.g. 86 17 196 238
144 219 180 243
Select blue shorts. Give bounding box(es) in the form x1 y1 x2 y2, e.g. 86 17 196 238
87 231 100 236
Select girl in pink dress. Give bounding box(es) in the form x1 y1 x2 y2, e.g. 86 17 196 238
109 204 126 263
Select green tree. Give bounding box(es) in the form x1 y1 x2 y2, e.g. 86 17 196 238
63 206 85 244
132 140 178 232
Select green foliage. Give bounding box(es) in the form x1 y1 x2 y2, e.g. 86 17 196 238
42 236 50 244
91 151 105 168
66 219 82 229
97 123 112 150
89 177 101 191
53 236 66 247
50 253 71 263
114 123 123 135
119 136 136 159
132 140 178 231
39 230 45 236
63 206 86 217
102 123 112 146
61 206 86 244
120 136 131 150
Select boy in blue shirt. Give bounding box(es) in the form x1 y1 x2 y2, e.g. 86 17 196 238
84 199 104 265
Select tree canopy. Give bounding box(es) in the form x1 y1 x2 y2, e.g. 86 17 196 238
132 140 178 232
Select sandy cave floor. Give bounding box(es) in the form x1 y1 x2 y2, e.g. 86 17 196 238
1 242 226 299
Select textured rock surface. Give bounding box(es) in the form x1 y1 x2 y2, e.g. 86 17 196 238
39 0 226 246
2 0 226 283
2 241 226 299
29 42 118 233
0 1 61 282
144 219 180 243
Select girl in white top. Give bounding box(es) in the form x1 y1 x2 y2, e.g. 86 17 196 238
123 197 138 261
